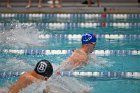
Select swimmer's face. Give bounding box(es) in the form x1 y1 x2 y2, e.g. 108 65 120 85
89 42 96 53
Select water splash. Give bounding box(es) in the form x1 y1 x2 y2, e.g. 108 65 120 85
19 81 46 93
0 23 44 48
88 54 115 69
20 76 92 93
0 59 92 93
0 58 33 72
18 60 92 93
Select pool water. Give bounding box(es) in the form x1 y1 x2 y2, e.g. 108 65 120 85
0 13 140 93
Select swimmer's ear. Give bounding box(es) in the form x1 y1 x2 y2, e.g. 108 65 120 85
93 34 96 37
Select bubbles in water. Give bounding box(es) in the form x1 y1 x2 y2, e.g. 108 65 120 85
0 58 33 72
19 81 46 93
88 54 115 69
0 23 44 48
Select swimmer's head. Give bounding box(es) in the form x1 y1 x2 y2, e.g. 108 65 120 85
82 33 96 44
34 60 53 78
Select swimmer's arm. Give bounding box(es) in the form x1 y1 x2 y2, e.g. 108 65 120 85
55 55 76 72
56 50 88 71
8 74 38 93
56 57 85 72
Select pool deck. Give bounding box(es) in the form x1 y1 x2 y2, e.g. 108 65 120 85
0 3 140 13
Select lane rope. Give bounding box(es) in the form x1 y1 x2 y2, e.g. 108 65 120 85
0 71 140 79
0 14 140 19
2 49 140 55
39 34 140 40
0 22 140 29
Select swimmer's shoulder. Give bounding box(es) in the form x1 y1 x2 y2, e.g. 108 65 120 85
19 71 38 82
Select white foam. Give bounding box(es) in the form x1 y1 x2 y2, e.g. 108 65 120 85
0 23 44 48
20 75 91 93
89 54 114 69
0 58 33 72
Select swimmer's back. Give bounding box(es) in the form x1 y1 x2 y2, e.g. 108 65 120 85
67 49 89 65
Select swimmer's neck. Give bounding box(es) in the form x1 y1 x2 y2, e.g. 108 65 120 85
80 47 90 54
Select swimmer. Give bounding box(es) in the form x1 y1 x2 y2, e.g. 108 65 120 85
8 60 53 93
57 33 96 71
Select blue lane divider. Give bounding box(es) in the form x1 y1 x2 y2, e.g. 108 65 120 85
0 71 140 79
0 14 140 20
2 49 140 56
39 34 140 40
0 72 20 78
0 22 140 29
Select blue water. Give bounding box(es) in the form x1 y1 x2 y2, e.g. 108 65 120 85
0 14 140 93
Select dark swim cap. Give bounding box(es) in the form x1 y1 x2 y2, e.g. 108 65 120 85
82 33 96 44
34 60 53 77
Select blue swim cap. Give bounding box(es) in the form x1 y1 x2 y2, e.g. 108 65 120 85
82 33 96 44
